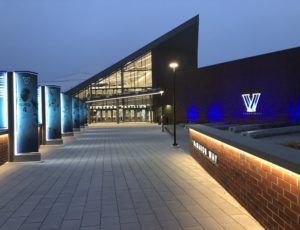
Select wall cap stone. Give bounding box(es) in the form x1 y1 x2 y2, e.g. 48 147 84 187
0 129 8 135
189 124 300 174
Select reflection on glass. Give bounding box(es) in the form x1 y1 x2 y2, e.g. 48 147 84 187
76 52 153 123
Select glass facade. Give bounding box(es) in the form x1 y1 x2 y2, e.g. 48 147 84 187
75 52 154 123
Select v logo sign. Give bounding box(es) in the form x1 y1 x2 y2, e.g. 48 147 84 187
242 93 261 112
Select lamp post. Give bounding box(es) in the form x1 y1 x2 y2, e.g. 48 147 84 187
169 62 179 147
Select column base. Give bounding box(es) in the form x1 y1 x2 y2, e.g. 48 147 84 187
62 132 74 137
13 152 41 162
73 128 80 132
45 139 63 145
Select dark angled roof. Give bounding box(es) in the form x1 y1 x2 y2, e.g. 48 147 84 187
65 15 199 95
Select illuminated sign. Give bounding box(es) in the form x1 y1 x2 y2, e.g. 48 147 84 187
192 139 218 164
242 93 261 113
0 72 8 128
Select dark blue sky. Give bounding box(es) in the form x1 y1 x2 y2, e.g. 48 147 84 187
1 0 300 91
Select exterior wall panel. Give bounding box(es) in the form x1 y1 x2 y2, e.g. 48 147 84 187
181 47 300 124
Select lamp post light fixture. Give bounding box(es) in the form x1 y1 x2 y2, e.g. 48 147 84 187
169 62 179 147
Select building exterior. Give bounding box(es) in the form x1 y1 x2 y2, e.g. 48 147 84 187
65 16 199 123
66 15 300 125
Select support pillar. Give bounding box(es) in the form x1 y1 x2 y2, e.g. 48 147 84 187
116 99 119 124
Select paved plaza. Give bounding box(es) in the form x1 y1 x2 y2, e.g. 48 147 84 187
0 124 263 230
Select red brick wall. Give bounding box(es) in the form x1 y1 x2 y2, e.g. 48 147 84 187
189 129 300 230
0 134 8 166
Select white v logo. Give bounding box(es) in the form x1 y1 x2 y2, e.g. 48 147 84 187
242 93 261 112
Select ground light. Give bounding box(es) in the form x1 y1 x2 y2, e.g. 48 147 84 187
169 62 179 147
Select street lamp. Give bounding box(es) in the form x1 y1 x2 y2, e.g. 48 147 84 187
169 62 179 147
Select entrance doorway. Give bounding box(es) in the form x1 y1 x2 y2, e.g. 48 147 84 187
91 108 150 123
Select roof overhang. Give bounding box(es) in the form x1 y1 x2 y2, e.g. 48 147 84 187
65 15 199 95
86 90 164 104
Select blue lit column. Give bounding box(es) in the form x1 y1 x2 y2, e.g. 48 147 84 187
79 100 85 128
0 71 8 130
72 97 80 132
41 85 63 145
61 93 74 136
7 71 41 161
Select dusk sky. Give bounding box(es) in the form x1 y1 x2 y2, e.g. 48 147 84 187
1 0 300 91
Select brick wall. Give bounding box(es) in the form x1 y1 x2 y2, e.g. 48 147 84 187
0 134 8 166
189 129 300 230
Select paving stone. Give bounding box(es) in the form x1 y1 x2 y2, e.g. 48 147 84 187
101 216 119 225
80 227 100 230
0 217 26 230
40 214 63 229
121 222 141 230
160 220 181 230
64 205 84 220
173 211 199 228
18 222 41 230
101 224 120 230
81 211 101 227
60 220 81 230
24 208 49 223
119 209 138 223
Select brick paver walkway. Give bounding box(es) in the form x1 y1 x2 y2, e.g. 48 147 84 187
0 124 263 230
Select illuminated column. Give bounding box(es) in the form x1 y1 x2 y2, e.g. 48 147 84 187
0 72 8 129
7 71 41 162
79 100 85 128
37 86 43 146
150 95 153 123
61 93 74 136
83 101 88 126
116 99 119 124
72 97 80 132
0 72 9 164
41 85 63 145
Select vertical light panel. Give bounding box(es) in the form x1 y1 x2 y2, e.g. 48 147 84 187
79 100 85 127
37 86 42 124
83 102 87 125
61 93 73 134
72 97 80 129
60 93 64 134
45 86 61 141
13 72 39 154
0 72 8 128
